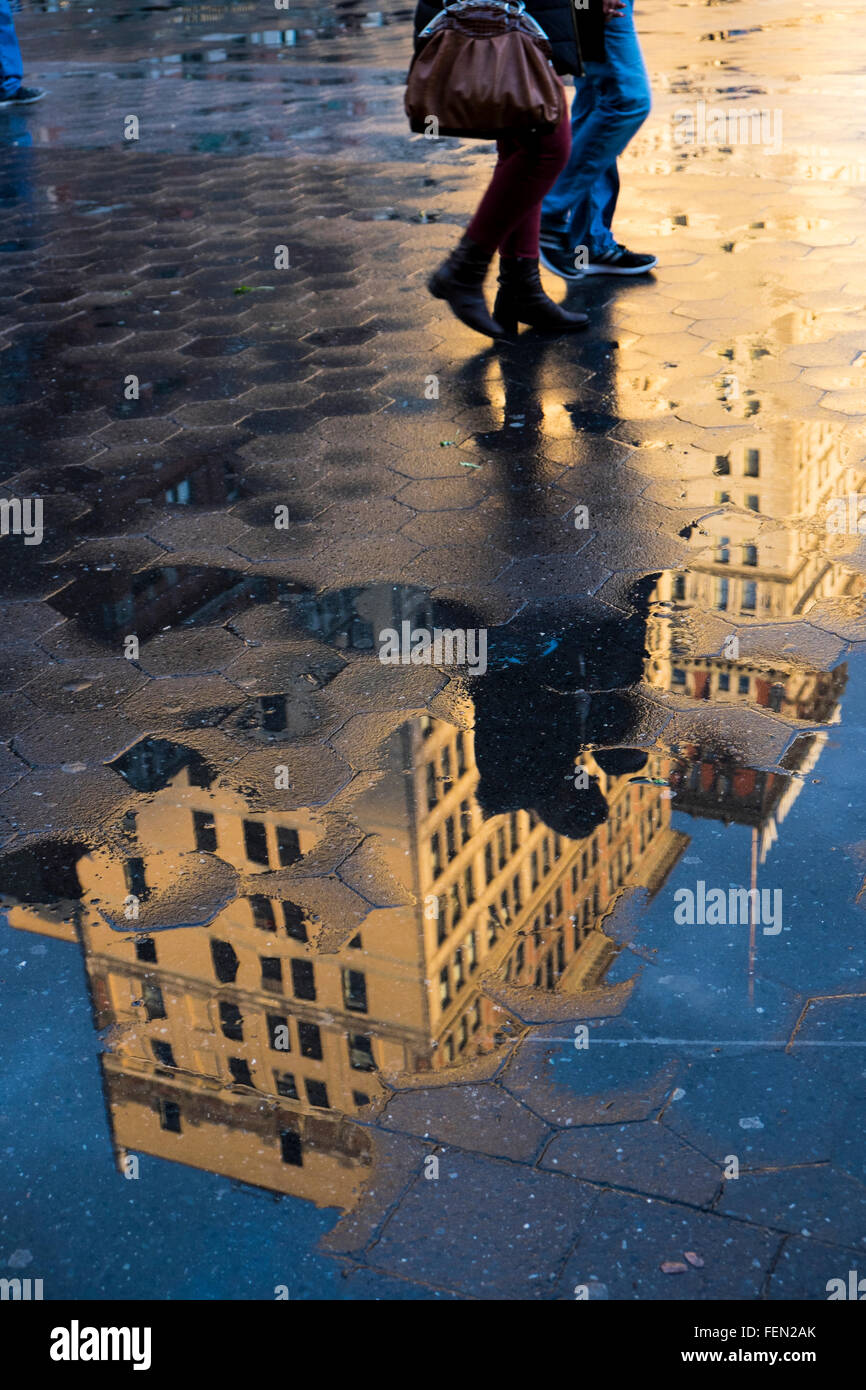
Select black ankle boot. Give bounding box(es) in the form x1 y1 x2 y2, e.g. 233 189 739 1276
494 256 589 333
428 234 504 339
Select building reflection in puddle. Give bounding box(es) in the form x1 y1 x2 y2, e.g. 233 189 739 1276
1 543 853 1220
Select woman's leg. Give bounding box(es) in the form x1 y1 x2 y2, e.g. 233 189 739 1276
467 108 571 258
488 112 588 332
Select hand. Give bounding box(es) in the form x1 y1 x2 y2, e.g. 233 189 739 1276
603 0 626 17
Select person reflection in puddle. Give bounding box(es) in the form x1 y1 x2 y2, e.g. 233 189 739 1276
0 1 44 107
466 573 657 840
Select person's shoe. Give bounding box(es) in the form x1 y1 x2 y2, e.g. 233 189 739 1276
428 234 504 339
493 256 589 334
0 86 46 107
538 221 585 282
583 243 657 276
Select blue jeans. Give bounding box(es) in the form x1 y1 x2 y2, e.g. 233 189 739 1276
0 0 23 98
542 1 651 255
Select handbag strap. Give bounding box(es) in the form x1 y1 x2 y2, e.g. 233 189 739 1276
418 0 552 41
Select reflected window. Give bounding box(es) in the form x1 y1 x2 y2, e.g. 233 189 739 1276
277 827 300 867
164 478 191 505
290 958 316 1001
449 882 462 927
741 581 757 612
305 1080 329 1109
718 672 730 691
275 1072 298 1099
260 695 287 733
349 1034 375 1071
125 857 147 900
456 731 466 776
282 902 308 940
485 842 494 885
298 1022 322 1060
229 1058 253 1088
260 956 283 992
243 820 269 866
135 936 157 964
250 896 276 931
431 832 442 878
219 1001 243 1041
445 818 457 861
440 746 452 792
152 1040 175 1068
193 810 217 853
466 930 477 971
142 980 166 1021
460 801 472 844
464 865 475 905
211 939 239 984
745 449 760 477
716 578 729 611
160 1100 181 1134
714 455 730 475
454 948 464 991
426 762 437 810
280 1129 302 1166
738 675 750 694
439 967 451 1008
343 968 368 1014
743 545 758 566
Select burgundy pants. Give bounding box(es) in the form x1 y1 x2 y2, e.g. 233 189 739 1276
467 103 572 259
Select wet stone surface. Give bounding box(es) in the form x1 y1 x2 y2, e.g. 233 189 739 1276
2 0 866 1301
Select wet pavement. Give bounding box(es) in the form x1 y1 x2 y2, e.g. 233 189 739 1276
3 0 866 1303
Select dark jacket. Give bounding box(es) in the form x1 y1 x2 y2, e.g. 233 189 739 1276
412 0 606 77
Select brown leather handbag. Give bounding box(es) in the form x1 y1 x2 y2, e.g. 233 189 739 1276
406 0 565 140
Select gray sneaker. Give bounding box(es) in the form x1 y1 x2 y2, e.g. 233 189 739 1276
583 243 658 276
0 86 46 107
538 223 585 282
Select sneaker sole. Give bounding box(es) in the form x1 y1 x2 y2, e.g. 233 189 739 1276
582 259 658 277
538 247 584 282
0 92 46 106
